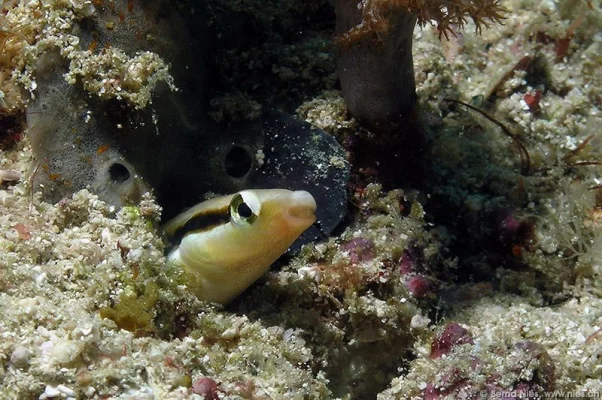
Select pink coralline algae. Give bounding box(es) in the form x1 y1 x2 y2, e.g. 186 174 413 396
398 246 425 275
492 208 535 251
343 237 375 264
498 211 522 242
399 253 417 275
423 338 556 399
397 247 437 298
513 341 556 390
192 376 219 400
405 275 434 298
423 383 438 400
430 322 474 359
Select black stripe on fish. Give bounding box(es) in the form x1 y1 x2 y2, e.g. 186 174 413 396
169 204 230 246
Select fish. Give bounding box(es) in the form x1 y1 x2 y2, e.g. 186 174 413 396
163 189 317 304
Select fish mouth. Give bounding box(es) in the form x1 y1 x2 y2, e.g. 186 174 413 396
288 206 317 221
287 190 317 223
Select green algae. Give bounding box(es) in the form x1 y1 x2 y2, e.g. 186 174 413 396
99 282 159 336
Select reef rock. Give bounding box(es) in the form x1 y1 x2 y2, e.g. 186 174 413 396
27 0 349 242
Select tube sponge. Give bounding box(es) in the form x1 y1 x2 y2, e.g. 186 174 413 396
335 0 506 130
336 2 417 131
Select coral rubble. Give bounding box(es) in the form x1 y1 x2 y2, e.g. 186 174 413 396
0 0 601 399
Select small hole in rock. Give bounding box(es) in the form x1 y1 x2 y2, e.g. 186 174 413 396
225 146 253 178
108 162 131 184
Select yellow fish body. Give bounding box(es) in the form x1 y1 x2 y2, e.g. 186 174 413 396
163 189 317 304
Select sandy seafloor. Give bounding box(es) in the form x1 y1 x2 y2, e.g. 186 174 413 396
1 0 602 399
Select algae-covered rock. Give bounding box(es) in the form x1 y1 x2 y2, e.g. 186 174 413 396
1 0 601 398
0 184 334 398
241 185 446 398
100 283 159 336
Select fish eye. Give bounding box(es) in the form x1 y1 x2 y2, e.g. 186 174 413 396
230 193 258 225
237 201 253 218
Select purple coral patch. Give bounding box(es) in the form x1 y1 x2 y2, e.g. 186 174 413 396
343 237 375 264
430 322 474 359
405 275 434 298
192 376 219 400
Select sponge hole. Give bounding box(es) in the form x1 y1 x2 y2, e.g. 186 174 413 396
224 145 253 178
108 162 131 184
